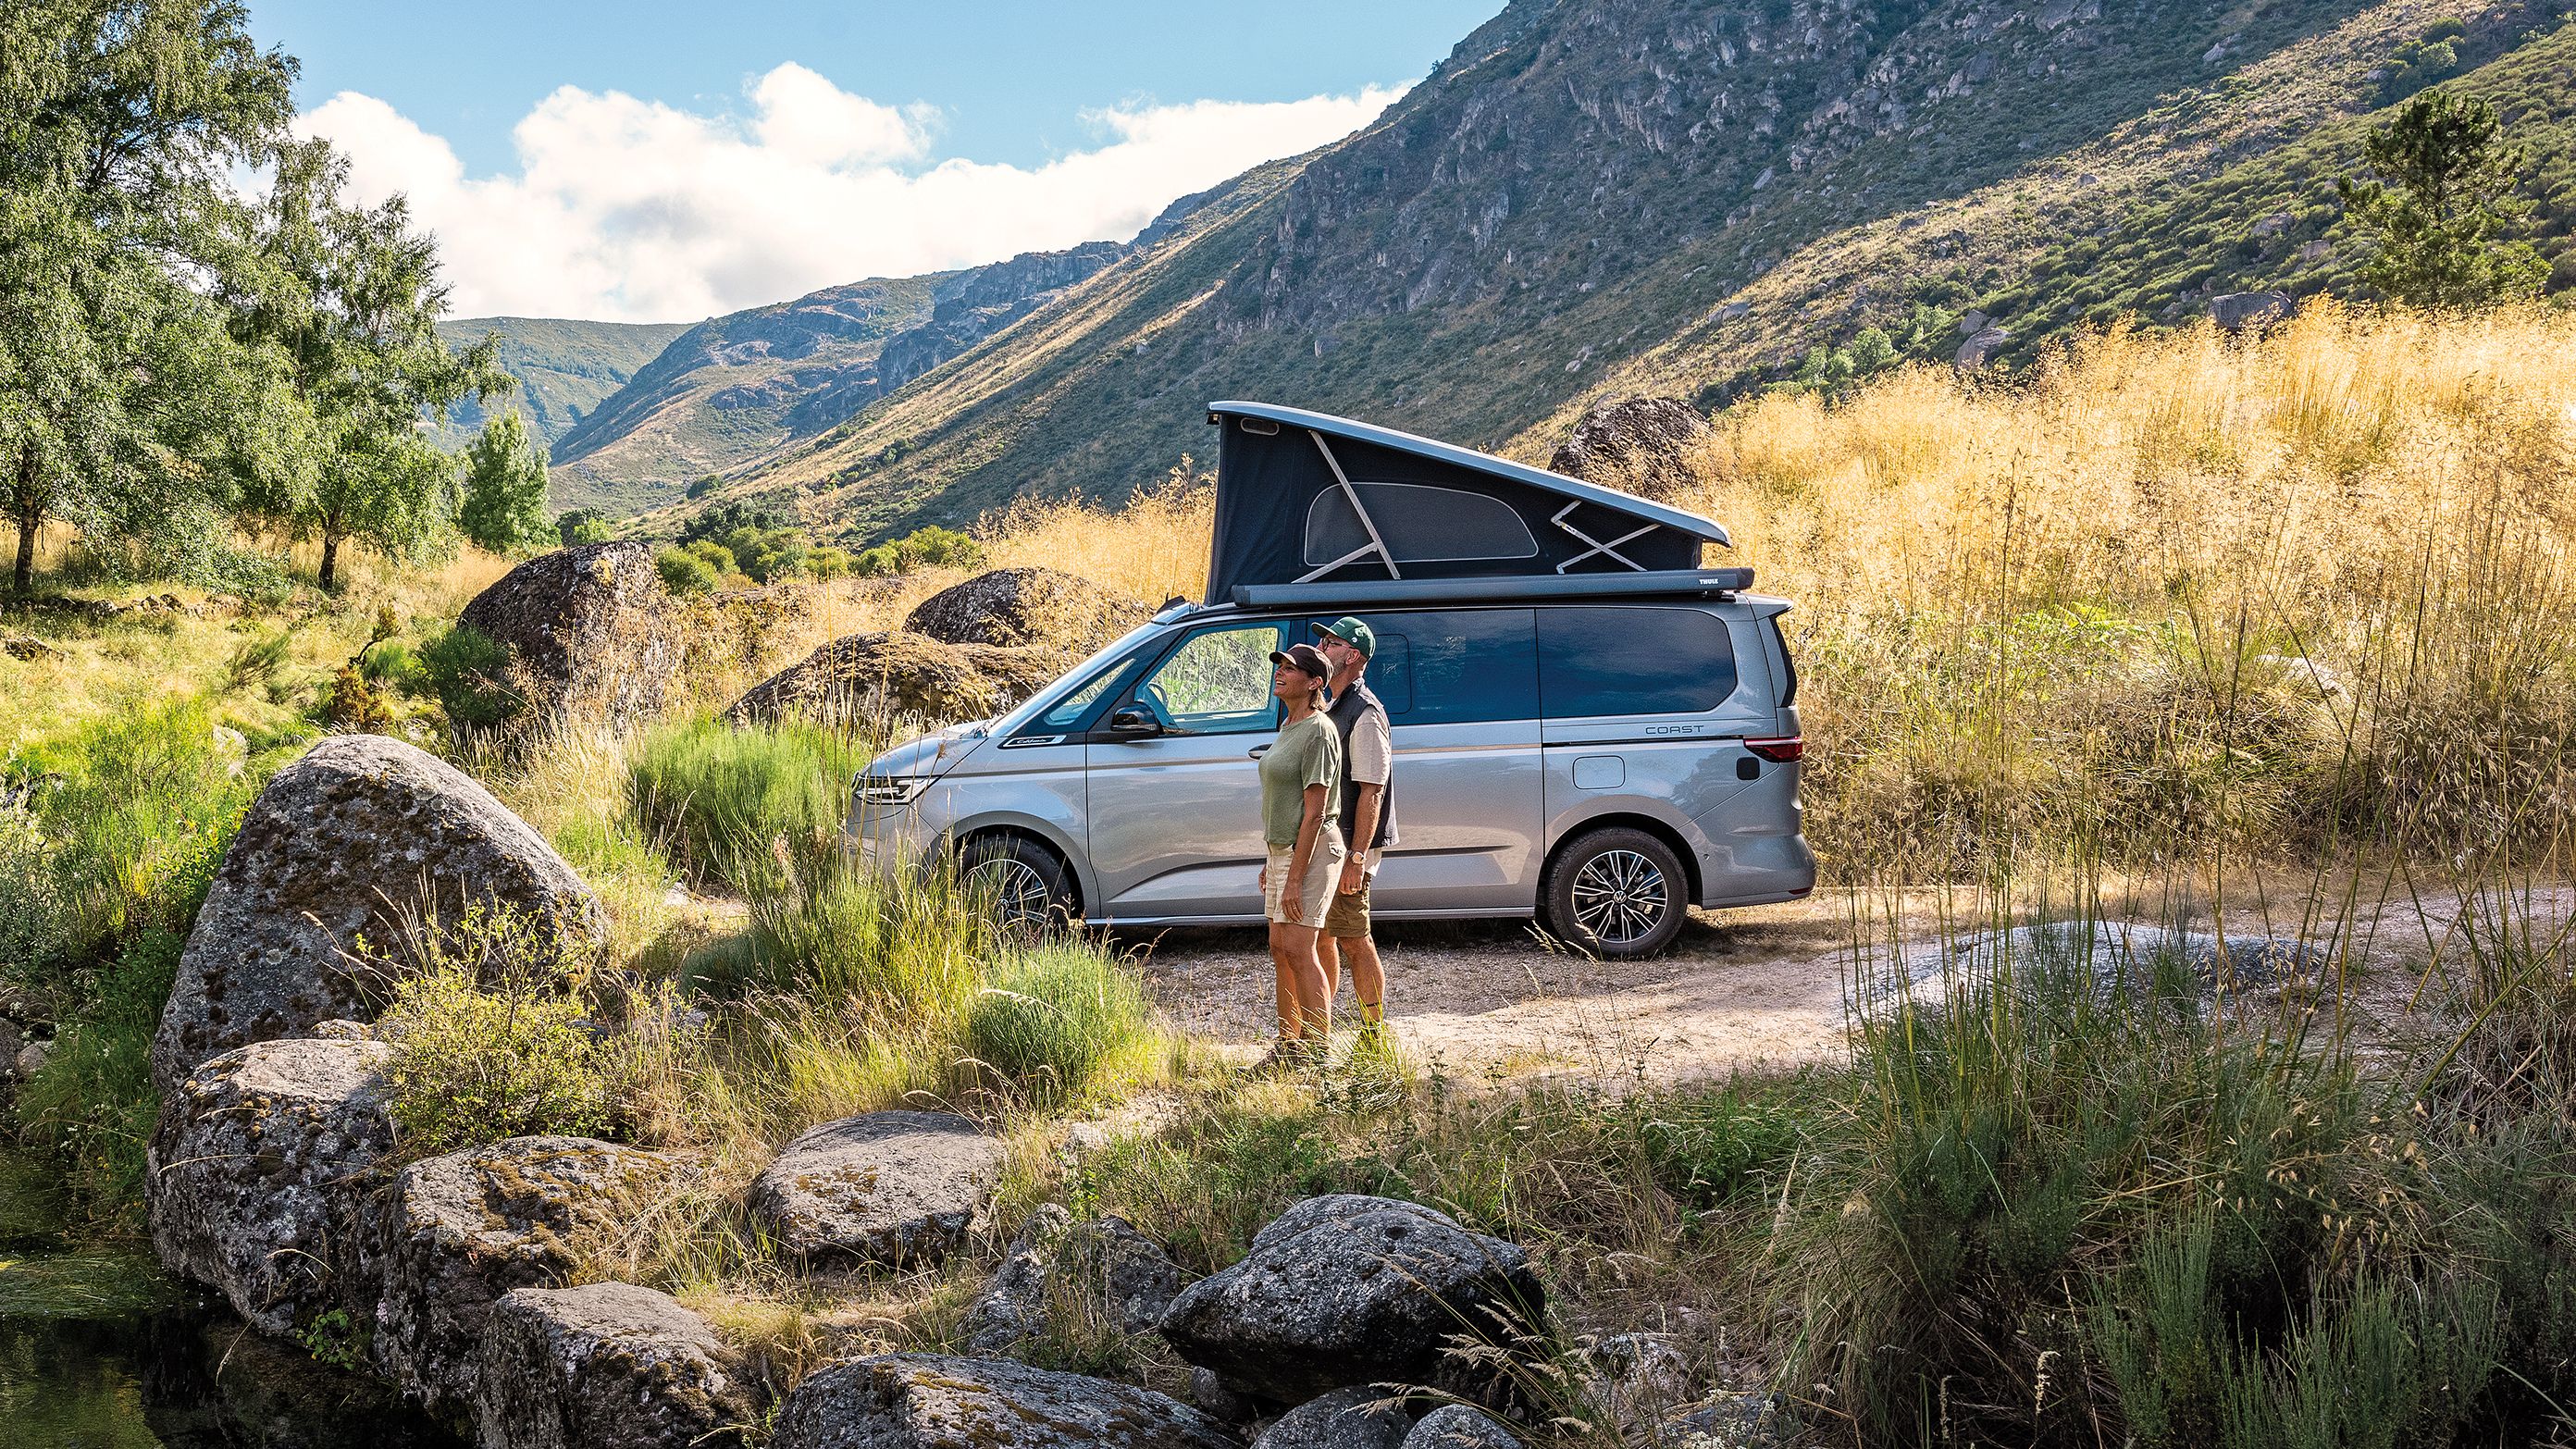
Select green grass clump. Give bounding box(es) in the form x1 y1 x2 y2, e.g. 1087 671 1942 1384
630 716 873 890
12 926 189 1230
724 848 984 1026
965 945 1158 1105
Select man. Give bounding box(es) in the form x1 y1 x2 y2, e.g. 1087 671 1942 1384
1314 616 1396 1036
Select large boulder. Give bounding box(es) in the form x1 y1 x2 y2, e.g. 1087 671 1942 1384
149 733 601 1094
720 630 1057 728
145 1037 398 1334
1158 1195 1544 1406
477 1282 756 1449
456 540 682 730
2211 290 2292 331
964 1204 1185 1352
1955 324 2011 369
1251 1386 1413 1449
1546 397 1711 501
749 1110 1007 1266
905 567 1149 649
774 1353 1239 1449
365 1134 691 1416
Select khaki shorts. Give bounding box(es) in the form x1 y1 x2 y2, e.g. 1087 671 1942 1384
1262 832 1344 928
1323 871 1371 938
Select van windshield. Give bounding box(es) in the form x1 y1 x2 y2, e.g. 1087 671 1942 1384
991 622 1165 737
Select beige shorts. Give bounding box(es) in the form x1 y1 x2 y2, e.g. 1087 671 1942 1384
1262 831 1345 928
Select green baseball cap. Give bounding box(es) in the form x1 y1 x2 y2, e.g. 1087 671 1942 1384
1314 616 1376 660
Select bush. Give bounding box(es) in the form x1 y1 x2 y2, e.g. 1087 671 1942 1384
0 807 68 971
686 475 720 500
373 907 627 1155
807 546 851 579
853 525 983 577
556 508 614 546
655 545 721 596
629 717 873 888
416 623 523 728
965 945 1157 1103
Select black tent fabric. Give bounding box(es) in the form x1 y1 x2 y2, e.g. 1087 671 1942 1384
1202 402 1730 603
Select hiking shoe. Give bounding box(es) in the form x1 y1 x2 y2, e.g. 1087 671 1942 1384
1248 1036 1315 1077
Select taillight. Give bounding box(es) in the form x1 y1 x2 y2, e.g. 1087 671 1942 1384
1745 737 1805 762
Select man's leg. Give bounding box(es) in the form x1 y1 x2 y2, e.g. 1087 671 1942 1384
1339 933 1386 1024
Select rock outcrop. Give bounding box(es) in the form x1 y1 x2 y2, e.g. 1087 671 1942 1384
477 1282 755 1449
1955 325 2011 369
1250 1385 1413 1449
1158 1195 1544 1405
145 1038 398 1334
456 541 682 730
1546 398 1710 502
149 733 601 1093
366 1135 690 1415
774 1353 1239 1449
1401 1406 1522 1449
719 630 1056 728
904 567 1149 650
749 1110 1007 1265
2211 291 2292 330
964 1204 1184 1352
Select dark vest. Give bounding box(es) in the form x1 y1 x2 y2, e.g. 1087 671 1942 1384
1323 679 1397 852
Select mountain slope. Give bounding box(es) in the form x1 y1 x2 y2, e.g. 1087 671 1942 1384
671 0 2570 544
431 317 694 451
542 242 1137 514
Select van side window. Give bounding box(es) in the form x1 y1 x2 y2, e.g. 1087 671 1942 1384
1537 606 1738 717
1132 621 1284 735
1367 609 1536 725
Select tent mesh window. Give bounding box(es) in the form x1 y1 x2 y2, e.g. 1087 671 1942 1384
1303 483 1540 571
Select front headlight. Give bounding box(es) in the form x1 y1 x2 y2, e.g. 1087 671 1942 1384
852 774 931 808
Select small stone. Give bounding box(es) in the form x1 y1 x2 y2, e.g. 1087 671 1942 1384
477 1282 755 1449
1251 1385 1412 1449
14 1037 48 1077
1159 1195 1545 1406
749 1110 1007 1266
1401 1406 1522 1449
774 1353 1237 1449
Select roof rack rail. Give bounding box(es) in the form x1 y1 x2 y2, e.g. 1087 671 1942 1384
1231 568 1753 610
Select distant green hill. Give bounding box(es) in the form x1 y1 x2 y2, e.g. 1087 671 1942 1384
644 0 2569 547
432 316 695 452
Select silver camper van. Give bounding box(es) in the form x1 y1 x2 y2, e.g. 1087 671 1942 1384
845 402 1815 958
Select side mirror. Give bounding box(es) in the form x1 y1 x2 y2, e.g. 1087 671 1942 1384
1106 707 1163 737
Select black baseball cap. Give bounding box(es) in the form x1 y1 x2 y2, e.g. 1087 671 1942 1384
1270 643 1330 680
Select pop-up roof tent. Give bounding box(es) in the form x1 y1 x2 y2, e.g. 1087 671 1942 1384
1203 402 1740 607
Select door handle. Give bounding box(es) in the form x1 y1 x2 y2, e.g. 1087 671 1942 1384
1248 745 1272 760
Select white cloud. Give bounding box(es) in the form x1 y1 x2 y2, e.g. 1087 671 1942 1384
296 66 1404 323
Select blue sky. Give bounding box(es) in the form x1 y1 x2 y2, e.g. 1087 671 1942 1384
252 2 1504 320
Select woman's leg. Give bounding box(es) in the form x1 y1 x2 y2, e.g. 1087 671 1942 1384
1267 922 1307 1039
1275 922 1329 1044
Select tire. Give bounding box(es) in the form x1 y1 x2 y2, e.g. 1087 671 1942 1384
1541 826 1690 959
960 834 1079 937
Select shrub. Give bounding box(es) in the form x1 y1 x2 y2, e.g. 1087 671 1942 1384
851 525 984 577
655 545 721 596
372 907 625 1155
416 623 523 728
686 475 721 500
965 945 1157 1103
0 807 68 971
806 546 851 579
556 508 614 546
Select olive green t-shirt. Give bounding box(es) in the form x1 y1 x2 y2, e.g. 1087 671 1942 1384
1259 712 1343 847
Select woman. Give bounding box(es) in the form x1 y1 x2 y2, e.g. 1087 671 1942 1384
1254 641 1344 1069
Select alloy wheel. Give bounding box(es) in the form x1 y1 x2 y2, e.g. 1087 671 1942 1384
1568 848 1669 946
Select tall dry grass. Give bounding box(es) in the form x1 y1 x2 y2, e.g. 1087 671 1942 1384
1657 303 2576 875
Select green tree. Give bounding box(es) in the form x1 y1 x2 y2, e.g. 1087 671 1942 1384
0 0 296 591
555 507 613 546
228 139 502 588
457 409 551 553
2338 90 2548 309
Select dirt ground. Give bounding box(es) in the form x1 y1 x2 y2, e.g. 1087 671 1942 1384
1117 878 2576 1084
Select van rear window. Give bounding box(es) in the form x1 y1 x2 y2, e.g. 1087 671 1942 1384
1537 607 1738 718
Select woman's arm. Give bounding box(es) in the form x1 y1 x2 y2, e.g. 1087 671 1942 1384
1286 782 1329 917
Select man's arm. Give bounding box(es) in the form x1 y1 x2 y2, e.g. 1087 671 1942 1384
1340 784 1381 894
